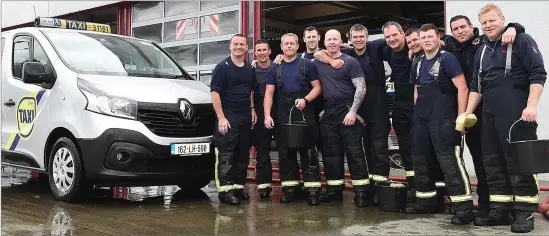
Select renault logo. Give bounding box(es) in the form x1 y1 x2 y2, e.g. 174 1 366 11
180 100 194 120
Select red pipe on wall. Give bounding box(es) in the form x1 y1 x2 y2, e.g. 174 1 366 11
125 3 132 37
253 1 261 46
116 5 124 35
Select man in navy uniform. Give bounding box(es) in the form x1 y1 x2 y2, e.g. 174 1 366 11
442 14 524 221
407 24 474 225
251 39 275 198
264 33 323 205
313 24 390 204
313 29 370 207
460 3 546 233
210 34 257 205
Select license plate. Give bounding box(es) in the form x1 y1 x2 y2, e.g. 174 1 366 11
170 143 210 156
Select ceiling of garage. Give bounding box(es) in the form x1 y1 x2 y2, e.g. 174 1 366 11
263 1 445 34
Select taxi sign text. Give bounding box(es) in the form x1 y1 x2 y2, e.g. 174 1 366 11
35 17 111 33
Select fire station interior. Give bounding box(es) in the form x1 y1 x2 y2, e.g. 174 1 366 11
261 1 445 59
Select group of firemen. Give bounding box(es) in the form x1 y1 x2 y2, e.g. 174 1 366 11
209 3 546 233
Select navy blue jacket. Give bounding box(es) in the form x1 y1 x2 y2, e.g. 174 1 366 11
441 23 525 88
470 33 546 93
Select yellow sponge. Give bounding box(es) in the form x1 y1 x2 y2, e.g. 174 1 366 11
465 114 478 128
456 114 479 131
456 115 467 131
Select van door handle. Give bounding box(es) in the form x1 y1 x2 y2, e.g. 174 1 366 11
4 99 15 107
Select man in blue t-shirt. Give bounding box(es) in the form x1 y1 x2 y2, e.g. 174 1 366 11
264 33 322 205
251 39 276 199
210 34 257 205
313 29 370 207
407 24 473 225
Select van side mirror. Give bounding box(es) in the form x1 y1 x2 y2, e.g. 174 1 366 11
22 62 53 84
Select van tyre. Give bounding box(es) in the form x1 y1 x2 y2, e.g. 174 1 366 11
48 137 92 202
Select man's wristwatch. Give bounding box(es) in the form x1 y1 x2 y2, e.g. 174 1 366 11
303 97 309 104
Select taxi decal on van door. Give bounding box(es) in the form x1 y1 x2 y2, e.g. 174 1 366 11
17 97 37 139
4 89 46 151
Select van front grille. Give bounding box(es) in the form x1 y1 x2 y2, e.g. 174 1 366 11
137 103 215 138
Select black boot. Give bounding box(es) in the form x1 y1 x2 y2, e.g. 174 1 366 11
234 189 250 200
280 187 296 203
473 209 512 226
307 189 321 206
319 190 343 202
406 177 416 203
354 191 368 207
451 208 475 225
219 191 240 205
405 202 440 214
406 188 417 203
511 210 535 233
367 181 380 205
258 187 272 199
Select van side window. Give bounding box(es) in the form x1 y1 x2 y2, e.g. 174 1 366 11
33 39 50 68
12 36 31 79
12 35 51 79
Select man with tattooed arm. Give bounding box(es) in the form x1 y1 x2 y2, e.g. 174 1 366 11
314 29 370 207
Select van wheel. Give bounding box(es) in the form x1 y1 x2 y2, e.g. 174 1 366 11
177 178 212 191
48 137 92 202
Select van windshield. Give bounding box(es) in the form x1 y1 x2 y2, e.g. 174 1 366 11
42 30 192 79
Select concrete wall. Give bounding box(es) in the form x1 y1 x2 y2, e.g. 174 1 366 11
445 1 549 180
1 1 120 28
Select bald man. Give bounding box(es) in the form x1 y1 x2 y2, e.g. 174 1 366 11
315 29 370 207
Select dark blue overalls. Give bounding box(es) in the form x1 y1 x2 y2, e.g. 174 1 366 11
274 58 321 204
477 41 539 219
409 50 474 215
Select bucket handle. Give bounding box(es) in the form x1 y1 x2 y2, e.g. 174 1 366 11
288 105 306 124
508 119 538 143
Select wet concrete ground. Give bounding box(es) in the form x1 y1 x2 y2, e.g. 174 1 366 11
2 167 549 236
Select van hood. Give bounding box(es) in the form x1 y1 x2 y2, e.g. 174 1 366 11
77 74 212 104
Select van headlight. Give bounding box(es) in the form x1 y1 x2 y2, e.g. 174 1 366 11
77 78 137 120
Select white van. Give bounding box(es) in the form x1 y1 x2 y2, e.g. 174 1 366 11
1 18 216 202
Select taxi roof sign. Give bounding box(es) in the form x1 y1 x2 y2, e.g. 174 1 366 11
34 17 111 33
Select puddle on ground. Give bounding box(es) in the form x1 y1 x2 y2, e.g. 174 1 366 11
1 166 214 205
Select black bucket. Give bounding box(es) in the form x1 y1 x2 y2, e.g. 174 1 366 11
377 181 408 212
278 106 318 149
507 119 549 174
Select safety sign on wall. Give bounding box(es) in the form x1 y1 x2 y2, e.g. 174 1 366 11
176 14 220 40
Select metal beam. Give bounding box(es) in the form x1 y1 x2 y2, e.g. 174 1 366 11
263 1 318 12
323 2 363 11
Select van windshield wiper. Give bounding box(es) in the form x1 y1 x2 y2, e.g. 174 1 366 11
168 74 192 80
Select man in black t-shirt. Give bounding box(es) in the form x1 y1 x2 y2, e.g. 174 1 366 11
251 39 275 199
297 26 322 60
210 34 257 205
381 22 415 191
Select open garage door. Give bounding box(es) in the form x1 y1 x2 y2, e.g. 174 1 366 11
260 1 444 59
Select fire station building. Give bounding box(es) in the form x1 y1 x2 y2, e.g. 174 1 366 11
2 1 548 179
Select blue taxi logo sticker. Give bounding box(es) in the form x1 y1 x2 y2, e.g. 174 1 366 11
17 97 37 140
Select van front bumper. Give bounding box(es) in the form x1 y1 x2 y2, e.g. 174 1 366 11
77 128 215 186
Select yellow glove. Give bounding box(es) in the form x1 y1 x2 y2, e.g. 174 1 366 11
465 114 478 128
456 113 479 132
456 114 467 131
